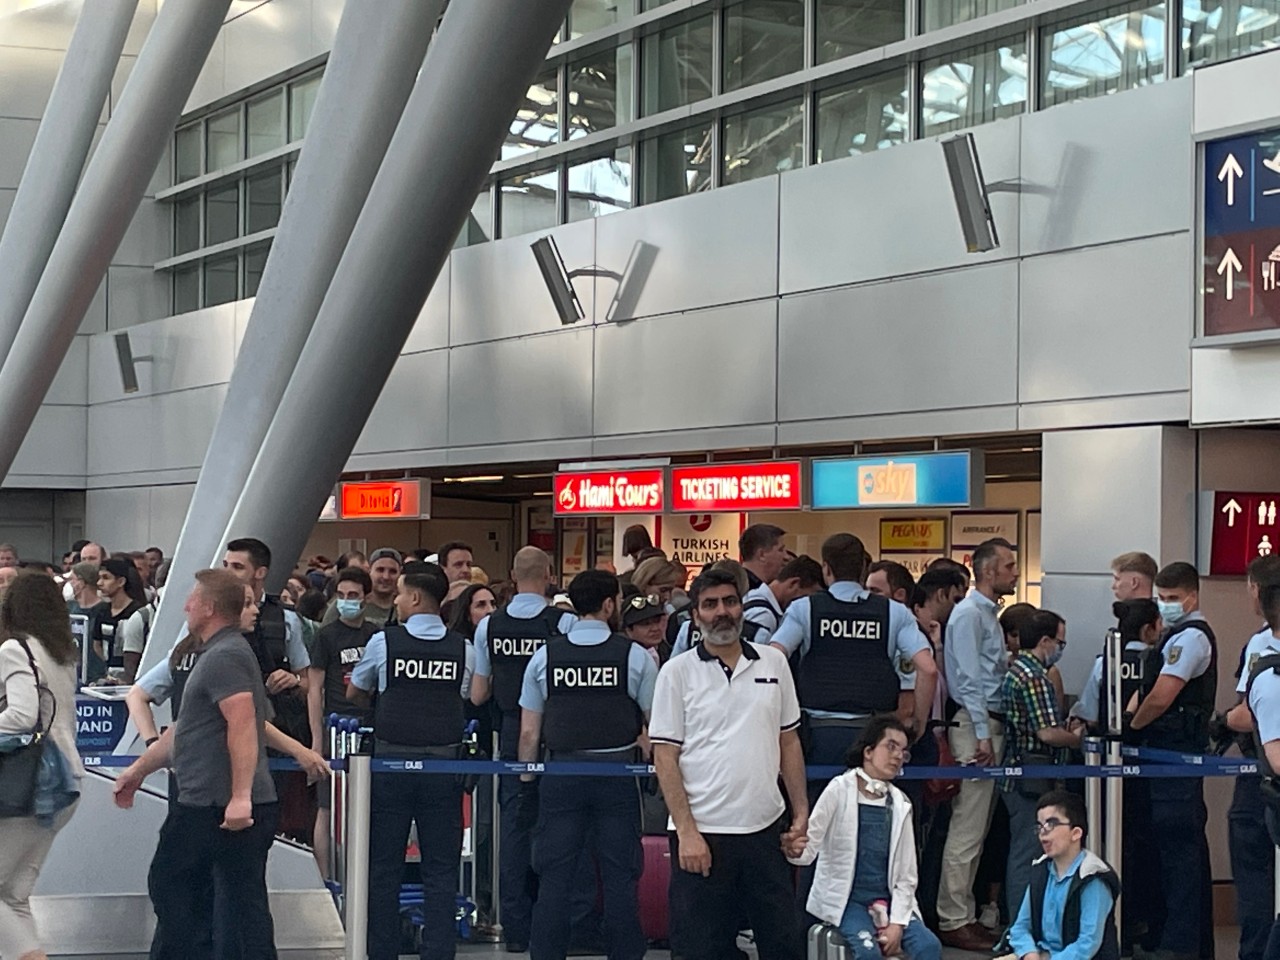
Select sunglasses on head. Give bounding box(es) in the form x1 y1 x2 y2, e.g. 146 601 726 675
628 594 661 610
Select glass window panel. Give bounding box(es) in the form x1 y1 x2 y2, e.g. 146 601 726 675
244 243 270 298
247 91 285 158
205 182 240 245
175 126 201 182
499 167 559 237
173 263 199 315
289 73 322 141
568 0 635 38
456 189 493 248
642 15 714 114
174 196 201 255
921 38 1028 137
1043 2 1166 106
203 253 238 307
568 44 635 139
1183 0 1280 69
724 0 805 92
817 71 908 162
642 0 675 8
206 108 242 170
246 167 283 234
505 69 560 159
567 149 632 221
817 0 906 63
923 0 1021 32
723 99 804 185
640 122 713 203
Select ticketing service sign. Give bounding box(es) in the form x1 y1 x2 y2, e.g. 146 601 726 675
1203 127 1280 336
810 451 983 509
1206 490 1280 576
554 469 665 515
669 461 803 512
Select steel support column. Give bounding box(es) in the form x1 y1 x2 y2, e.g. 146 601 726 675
0 0 231 481
226 0 574 589
0 0 140 362
142 0 444 673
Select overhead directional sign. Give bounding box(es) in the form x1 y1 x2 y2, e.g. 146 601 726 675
1203 127 1280 335
1206 490 1280 575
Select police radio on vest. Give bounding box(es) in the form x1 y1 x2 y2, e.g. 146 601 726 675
392 657 458 680
493 636 544 657
552 665 620 687
818 618 884 640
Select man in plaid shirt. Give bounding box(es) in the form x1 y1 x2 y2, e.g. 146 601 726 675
999 608 1083 924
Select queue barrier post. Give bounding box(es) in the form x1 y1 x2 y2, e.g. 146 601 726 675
344 749 372 960
1084 736 1103 857
489 729 503 938
327 715 340 886
1102 627 1124 936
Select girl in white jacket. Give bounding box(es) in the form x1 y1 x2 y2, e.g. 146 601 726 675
785 716 942 960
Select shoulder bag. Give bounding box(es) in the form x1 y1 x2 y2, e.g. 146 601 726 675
0 638 54 818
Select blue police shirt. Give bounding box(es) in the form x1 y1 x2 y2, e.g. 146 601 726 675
943 590 1007 741
518 619 658 715
473 593 577 678
1248 644 1280 745
350 613 473 697
1237 625 1275 695
1159 613 1212 683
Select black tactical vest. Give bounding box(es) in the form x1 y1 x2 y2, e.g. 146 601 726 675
170 648 200 721
487 606 565 715
245 596 289 678
1138 619 1218 752
95 600 143 668
1098 643 1149 733
543 633 641 753
1247 651 1280 777
375 626 467 748
798 591 899 714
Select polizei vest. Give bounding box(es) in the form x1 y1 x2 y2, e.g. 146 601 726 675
487 606 564 715
245 597 289 678
1247 651 1280 777
375 626 466 748
1098 642 1148 734
543 633 641 753
1138 620 1218 752
798 591 898 714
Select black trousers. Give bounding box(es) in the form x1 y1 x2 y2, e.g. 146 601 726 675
668 819 804 960
1232 775 1276 960
148 802 279 960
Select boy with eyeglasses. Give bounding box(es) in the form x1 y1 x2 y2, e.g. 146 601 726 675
1007 791 1120 960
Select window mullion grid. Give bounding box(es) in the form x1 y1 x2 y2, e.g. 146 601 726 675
1166 0 1182 77
1027 21 1042 112
907 59 921 142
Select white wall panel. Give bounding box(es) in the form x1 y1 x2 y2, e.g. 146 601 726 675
403 262 450 355
88 384 226 478
184 31 226 113
47 337 88 407
223 0 312 97
84 487 151 555
116 199 168 267
0 118 38 189
1192 343 1280 424
0 45 60 121
107 264 171 329
10 405 87 481
0 187 13 231
1019 234 1192 402
88 304 237 404
146 483 196 551
1193 50 1280 137
593 301 777 434
353 350 449 456
778 261 1019 423
79 279 108 336
310 0 344 55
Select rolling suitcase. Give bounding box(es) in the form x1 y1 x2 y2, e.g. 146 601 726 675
639 834 670 942
808 923 851 959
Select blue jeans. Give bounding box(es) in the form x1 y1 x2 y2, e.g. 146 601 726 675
838 902 942 960
529 774 645 960
1002 790 1042 925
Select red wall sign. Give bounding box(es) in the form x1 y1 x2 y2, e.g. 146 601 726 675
670 461 803 512
339 480 423 520
1208 490 1280 575
554 469 665 515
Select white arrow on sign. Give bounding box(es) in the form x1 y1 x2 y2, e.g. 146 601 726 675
1264 149 1280 176
1218 247 1244 300
1219 152 1245 206
1224 497 1243 527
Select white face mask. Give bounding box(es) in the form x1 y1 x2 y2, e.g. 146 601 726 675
855 767 888 796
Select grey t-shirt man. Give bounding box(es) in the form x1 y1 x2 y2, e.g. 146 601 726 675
173 627 276 807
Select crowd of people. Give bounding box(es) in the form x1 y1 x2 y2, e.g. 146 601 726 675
2 525 1280 960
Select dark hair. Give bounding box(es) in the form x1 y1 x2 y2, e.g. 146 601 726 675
402 563 449 608
999 602 1038 640
146 546 164 557
226 537 272 571
70 539 89 554
1112 598 1160 641
449 584 497 640
335 550 366 572
845 715 909 768
689 568 742 607
568 569 620 616
169 632 201 672
868 560 915 600
1262 584 1280 632
1155 561 1199 592
335 567 372 594
972 538 1014 581
927 556 971 584
739 524 785 562
18 561 56 576
295 588 328 622
100 558 149 607
1021 609 1065 651
621 525 654 558
912 566 967 608
1 572 76 665
437 541 474 568
636 547 667 564
777 555 823 589
1037 789 1088 839
1250 554 1280 589
821 533 867 582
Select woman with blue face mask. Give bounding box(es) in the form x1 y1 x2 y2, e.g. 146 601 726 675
997 608 1083 926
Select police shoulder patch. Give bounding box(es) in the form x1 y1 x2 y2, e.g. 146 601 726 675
899 657 915 674
1250 652 1261 675
1166 645 1183 666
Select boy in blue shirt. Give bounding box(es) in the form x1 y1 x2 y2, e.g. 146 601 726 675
1008 791 1120 960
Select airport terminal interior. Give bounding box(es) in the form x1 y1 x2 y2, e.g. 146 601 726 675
4 0 1280 956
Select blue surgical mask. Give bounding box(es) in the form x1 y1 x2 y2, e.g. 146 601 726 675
336 598 363 620
1157 600 1185 626
1046 647 1064 668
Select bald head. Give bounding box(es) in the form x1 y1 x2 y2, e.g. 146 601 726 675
512 546 553 590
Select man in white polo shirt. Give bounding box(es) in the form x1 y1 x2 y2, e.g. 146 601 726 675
651 567 807 960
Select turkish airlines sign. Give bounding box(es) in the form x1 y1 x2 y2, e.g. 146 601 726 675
670 461 802 512
553 469 665 515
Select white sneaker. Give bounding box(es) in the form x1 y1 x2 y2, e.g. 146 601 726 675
978 902 1000 931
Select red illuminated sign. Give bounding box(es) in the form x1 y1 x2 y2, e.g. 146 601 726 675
1208 490 1280 576
670 461 803 512
339 480 423 520
553 470 665 515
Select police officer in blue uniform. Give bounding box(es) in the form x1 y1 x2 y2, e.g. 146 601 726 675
470 546 576 954
348 562 474 960
1129 562 1217 960
1243 580 1280 960
517 569 658 960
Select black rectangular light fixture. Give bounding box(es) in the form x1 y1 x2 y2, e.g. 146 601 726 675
114 332 139 394
531 235 585 324
941 133 999 253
